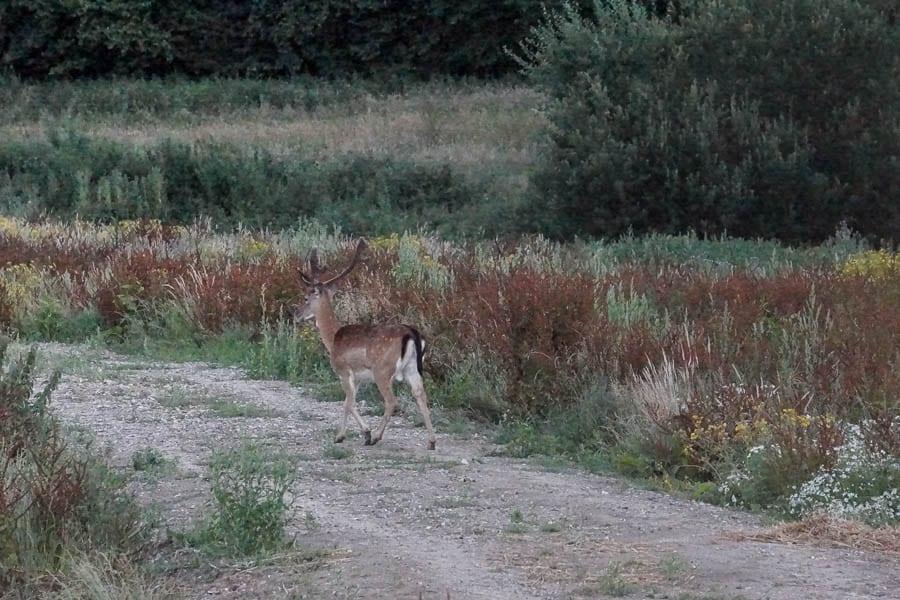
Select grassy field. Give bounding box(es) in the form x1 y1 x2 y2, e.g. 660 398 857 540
1 78 898 596
0 79 542 236
0 78 541 171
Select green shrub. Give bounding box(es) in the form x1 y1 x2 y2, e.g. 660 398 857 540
493 377 621 460
521 0 900 243
430 352 510 419
131 447 176 480
189 443 295 557
313 157 481 237
245 320 332 384
540 375 620 454
21 305 104 343
494 421 561 458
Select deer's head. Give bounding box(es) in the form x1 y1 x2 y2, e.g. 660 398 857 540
294 240 367 323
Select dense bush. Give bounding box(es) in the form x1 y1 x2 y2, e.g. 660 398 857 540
0 0 552 78
0 131 498 236
521 0 900 243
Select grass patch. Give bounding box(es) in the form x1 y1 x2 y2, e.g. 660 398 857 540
504 509 528 534
38 550 174 600
444 415 470 436
131 447 177 479
540 521 563 533
208 399 276 419
322 443 354 461
0 79 540 179
593 563 638 597
433 496 478 510
659 555 686 580
155 385 206 408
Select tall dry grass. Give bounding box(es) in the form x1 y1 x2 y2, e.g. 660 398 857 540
0 80 542 177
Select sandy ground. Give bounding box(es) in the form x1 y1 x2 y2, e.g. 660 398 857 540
40 343 899 600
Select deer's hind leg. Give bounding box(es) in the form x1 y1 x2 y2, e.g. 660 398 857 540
370 373 399 445
407 372 436 450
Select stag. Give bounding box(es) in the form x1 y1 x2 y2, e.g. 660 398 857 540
295 240 436 450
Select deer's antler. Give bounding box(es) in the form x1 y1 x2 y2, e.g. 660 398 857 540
298 240 366 286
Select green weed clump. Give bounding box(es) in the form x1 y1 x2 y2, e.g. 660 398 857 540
245 320 332 384
131 447 177 480
185 443 295 558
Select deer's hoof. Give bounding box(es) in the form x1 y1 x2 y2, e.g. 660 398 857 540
363 431 374 445
428 440 436 451
334 434 345 444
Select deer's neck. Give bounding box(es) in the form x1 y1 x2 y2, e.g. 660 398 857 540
313 294 341 356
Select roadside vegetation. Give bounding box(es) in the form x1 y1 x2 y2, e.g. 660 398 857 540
0 341 163 597
0 336 305 597
0 218 897 530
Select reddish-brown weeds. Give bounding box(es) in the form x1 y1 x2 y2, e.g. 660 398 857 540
1 223 898 454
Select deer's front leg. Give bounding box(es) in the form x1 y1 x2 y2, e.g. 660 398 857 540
336 374 371 444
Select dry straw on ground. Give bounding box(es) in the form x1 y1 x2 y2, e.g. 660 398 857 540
728 514 900 555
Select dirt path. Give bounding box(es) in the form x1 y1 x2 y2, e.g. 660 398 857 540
41 343 899 600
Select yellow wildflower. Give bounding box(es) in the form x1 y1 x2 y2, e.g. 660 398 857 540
841 250 900 281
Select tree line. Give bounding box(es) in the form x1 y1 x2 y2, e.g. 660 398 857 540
0 0 546 78
0 1 682 79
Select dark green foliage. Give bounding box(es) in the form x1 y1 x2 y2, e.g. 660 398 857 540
521 0 900 243
0 131 495 235
0 0 172 78
0 0 553 79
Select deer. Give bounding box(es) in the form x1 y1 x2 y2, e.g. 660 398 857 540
294 240 437 450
